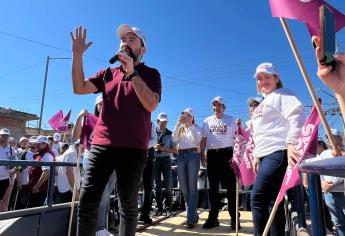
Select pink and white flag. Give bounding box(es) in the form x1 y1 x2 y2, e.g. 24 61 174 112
48 110 63 131
80 114 98 150
276 105 320 204
57 109 71 132
269 0 345 36
232 124 256 187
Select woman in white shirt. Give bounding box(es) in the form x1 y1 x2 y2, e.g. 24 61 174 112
250 62 305 235
172 108 202 229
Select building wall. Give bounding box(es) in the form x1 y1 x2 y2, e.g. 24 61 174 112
0 116 27 139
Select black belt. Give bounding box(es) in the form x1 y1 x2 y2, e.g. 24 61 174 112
155 155 170 159
178 147 198 154
208 146 233 152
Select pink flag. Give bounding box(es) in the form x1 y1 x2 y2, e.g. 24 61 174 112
276 105 320 204
80 114 98 150
269 0 345 36
232 124 256 187
48 110 63 131
57 109 72 132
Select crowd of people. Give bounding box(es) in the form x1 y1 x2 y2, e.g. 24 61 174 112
0 25 344 236
0 129 80 211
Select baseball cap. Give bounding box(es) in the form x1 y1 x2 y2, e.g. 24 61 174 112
95 94 103 105
29 136 38 144
0 128 10 136
212 96 225 105
117 24 147 49
53 133 61 142
36 135 49 144
19 137 29 143
183 108 195 117
253 62 279 79
247 97 263 106
157 112 168 122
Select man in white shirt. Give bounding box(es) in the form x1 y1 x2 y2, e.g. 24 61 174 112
28 135 55 207
0 128 14 203
15 137 36 209
52 133 62 156
319 129 345 235
200 96 239 230
56 141 81 203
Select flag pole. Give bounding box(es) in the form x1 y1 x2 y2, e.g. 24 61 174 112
278 17 340 155
262 197 280 236
235 178 239 236
67 145 82 236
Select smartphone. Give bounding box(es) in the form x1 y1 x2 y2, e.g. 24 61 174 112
319 5 336 67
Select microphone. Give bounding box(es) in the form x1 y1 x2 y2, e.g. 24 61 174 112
109 54 119 64
109 48 134 64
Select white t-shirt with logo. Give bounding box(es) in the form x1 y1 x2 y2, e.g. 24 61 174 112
20 151 34 185
57 146 80 193
202 114 235 149
0 146 15 180
251 88 305 158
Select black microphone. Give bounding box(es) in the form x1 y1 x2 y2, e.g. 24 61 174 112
109 54 119 64
109 48 134 64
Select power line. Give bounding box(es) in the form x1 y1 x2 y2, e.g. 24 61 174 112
0 31 107 63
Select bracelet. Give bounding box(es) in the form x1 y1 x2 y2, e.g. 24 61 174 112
126 70 139 81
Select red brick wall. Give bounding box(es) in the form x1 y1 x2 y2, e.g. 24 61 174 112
0 116 26 139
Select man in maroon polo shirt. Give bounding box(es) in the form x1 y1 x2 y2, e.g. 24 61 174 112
70 24 161 236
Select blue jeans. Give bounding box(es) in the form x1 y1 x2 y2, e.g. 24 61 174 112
78 145 147 236
324 192 345 236
153 156 172 210
177 151 200 224
251 150 287 236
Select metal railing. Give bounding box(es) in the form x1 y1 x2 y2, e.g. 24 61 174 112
0 160 79 212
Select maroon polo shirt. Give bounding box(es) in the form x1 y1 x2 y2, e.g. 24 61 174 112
87 63 161 150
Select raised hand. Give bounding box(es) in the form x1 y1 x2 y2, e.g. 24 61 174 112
70 26 93 56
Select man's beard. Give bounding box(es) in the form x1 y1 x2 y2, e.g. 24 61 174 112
121 45 141 63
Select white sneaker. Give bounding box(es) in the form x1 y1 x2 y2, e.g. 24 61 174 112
95 229 114 236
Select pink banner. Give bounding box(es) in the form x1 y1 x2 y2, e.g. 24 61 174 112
232 124 256 187
80 114 98 150
57 109 71 132
269 0 345 36
48 110 63 131
276 105 320 204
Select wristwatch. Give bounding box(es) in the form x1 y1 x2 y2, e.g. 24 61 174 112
126 70 139 81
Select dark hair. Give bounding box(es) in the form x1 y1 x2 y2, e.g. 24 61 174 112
318 140 328 150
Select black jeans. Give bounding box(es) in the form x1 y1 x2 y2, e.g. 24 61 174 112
0 178 9 202
77 145 147 236
55 190 72 204
153 156 173 210
207 147 237 221
141 148 154 216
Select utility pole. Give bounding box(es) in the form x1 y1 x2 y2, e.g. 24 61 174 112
38 56 71 135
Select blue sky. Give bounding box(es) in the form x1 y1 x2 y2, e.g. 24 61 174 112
0 0 344 135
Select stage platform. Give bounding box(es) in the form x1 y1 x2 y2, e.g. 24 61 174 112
137 210 253 236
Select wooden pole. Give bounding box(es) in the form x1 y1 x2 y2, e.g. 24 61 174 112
67 145 82 236
279 17 340 155
262 198 280 236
